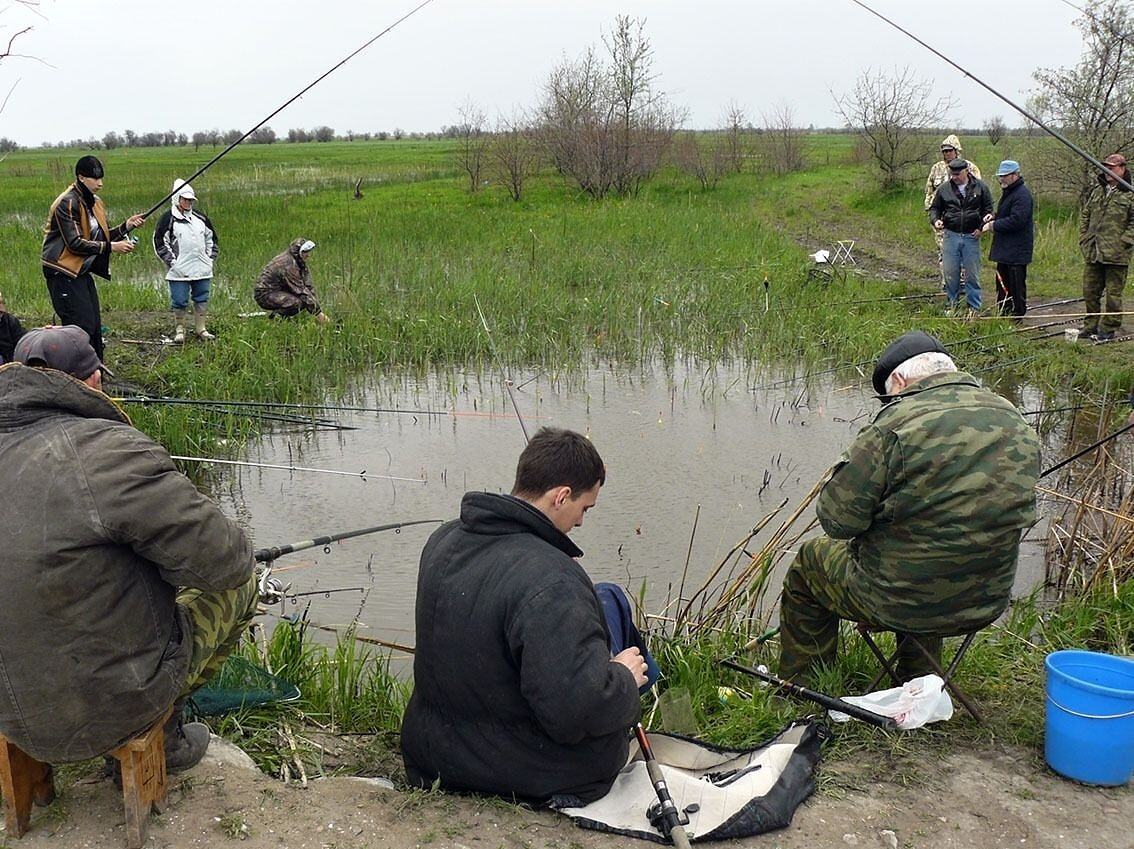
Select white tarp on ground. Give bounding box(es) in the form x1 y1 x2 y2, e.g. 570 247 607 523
555 720 823 843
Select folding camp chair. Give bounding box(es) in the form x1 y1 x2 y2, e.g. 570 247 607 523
832 240 856 266
855 623 987 722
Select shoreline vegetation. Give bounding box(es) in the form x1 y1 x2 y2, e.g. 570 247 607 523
1 135 1131 788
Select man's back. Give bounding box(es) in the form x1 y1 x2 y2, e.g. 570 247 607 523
402 491 640 804
0 364 252 761
817 372 1041 633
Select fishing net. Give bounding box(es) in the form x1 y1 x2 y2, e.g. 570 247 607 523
188 655 301 716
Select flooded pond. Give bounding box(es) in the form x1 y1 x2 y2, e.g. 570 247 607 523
214 359 1049 658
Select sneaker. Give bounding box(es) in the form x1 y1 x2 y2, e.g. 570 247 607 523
173 327 186 344
194 329 216 341
1079 325 1099 337
164 711 210 772
1092 331 1116 342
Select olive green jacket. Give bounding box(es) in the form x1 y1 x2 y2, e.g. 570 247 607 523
816 371 1040 633
1079 183 1134 266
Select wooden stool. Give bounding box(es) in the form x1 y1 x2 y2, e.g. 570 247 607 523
0 707 173 849
855 624 986 722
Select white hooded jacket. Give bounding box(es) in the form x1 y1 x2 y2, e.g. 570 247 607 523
152 180 219 281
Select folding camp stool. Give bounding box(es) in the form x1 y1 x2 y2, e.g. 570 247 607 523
0 707 172 848
832 239 856 266
855 623 986 722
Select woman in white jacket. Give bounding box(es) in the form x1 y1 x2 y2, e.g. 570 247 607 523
152 179 219 342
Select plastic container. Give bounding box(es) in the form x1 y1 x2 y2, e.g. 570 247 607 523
1064 328 1080 343
1045 650 1134 785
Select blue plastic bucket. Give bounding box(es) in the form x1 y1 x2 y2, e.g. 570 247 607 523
1045 650 1134 785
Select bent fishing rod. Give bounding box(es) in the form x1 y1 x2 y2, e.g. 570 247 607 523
851 0 1134 191
133 0 437 222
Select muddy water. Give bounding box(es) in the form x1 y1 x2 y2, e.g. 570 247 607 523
216 360 1047 658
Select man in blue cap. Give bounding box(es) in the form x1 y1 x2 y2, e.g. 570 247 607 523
983 160 1034 317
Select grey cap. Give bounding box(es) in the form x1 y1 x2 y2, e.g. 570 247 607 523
947 158 969 172
14 325 102 380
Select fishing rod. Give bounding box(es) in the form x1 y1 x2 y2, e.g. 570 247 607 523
634 725 693 849
474 294 531 443
134 0 438 221
850 0 1134 191
1040 420 1134 478
253 518 441 604
172 454 425 483
119 396 443 416
750 315 1089 393
721 658 898 730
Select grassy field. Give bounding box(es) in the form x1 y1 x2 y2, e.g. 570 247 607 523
2 135 1132 781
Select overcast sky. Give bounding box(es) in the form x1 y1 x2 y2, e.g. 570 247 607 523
0 0 1086 146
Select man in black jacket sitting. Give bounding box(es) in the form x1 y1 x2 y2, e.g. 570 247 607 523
401 427 648 804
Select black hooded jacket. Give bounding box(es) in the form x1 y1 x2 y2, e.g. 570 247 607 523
400 491 641 804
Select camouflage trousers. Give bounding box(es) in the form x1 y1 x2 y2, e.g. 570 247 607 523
778 537 940 684
1082 262 1128 334
176 575 260 699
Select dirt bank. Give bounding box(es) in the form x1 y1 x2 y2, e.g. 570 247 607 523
6 737 1129 849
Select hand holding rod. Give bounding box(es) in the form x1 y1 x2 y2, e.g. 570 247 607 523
634 724 692 849
254 519 441 563
720 658 898 730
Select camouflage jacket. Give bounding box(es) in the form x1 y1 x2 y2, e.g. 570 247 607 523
816 371 1040 634
254 238 320 313
1079 183 1134 265
924 159 982 211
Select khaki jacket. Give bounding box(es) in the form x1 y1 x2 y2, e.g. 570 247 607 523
1079 182 1134 265
0 364 254 762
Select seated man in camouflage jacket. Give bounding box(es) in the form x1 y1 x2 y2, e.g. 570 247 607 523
778 331 1041 684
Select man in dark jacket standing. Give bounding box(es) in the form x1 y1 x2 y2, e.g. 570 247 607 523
401 428 647 804
0 326 259 771
42 156 145 360
1079 152 1134 341
929 158 994 314
984 160 1035 317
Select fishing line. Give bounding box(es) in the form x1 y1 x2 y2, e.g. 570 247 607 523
171 454 425 482
850 0 1134 190
135 0 439 221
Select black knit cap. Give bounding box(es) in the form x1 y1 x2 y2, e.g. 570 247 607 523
75 155 104 179
871 330 949 396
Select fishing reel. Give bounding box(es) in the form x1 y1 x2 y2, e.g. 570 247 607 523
646 799 690 836
255 562 290 606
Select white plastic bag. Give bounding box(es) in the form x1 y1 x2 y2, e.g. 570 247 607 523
828 674 954 729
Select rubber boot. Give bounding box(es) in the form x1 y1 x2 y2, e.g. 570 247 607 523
164 702 211 772
193 303 215 340
172 309 187 344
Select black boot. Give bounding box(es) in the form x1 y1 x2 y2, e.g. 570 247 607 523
163 703 211 772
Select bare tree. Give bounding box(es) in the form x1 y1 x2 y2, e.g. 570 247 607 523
1030 0 1134 202
1 1 43 116
984 115 1007 146
832 66 955 189
757 102 806 174
454 99 489 192
489 112 540 201
674 132 727 190
537 15 678 198
720 101 751 173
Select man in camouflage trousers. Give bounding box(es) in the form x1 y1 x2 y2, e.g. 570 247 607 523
0 326 258 773
778 331 1041 684
1079 153 1134 341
